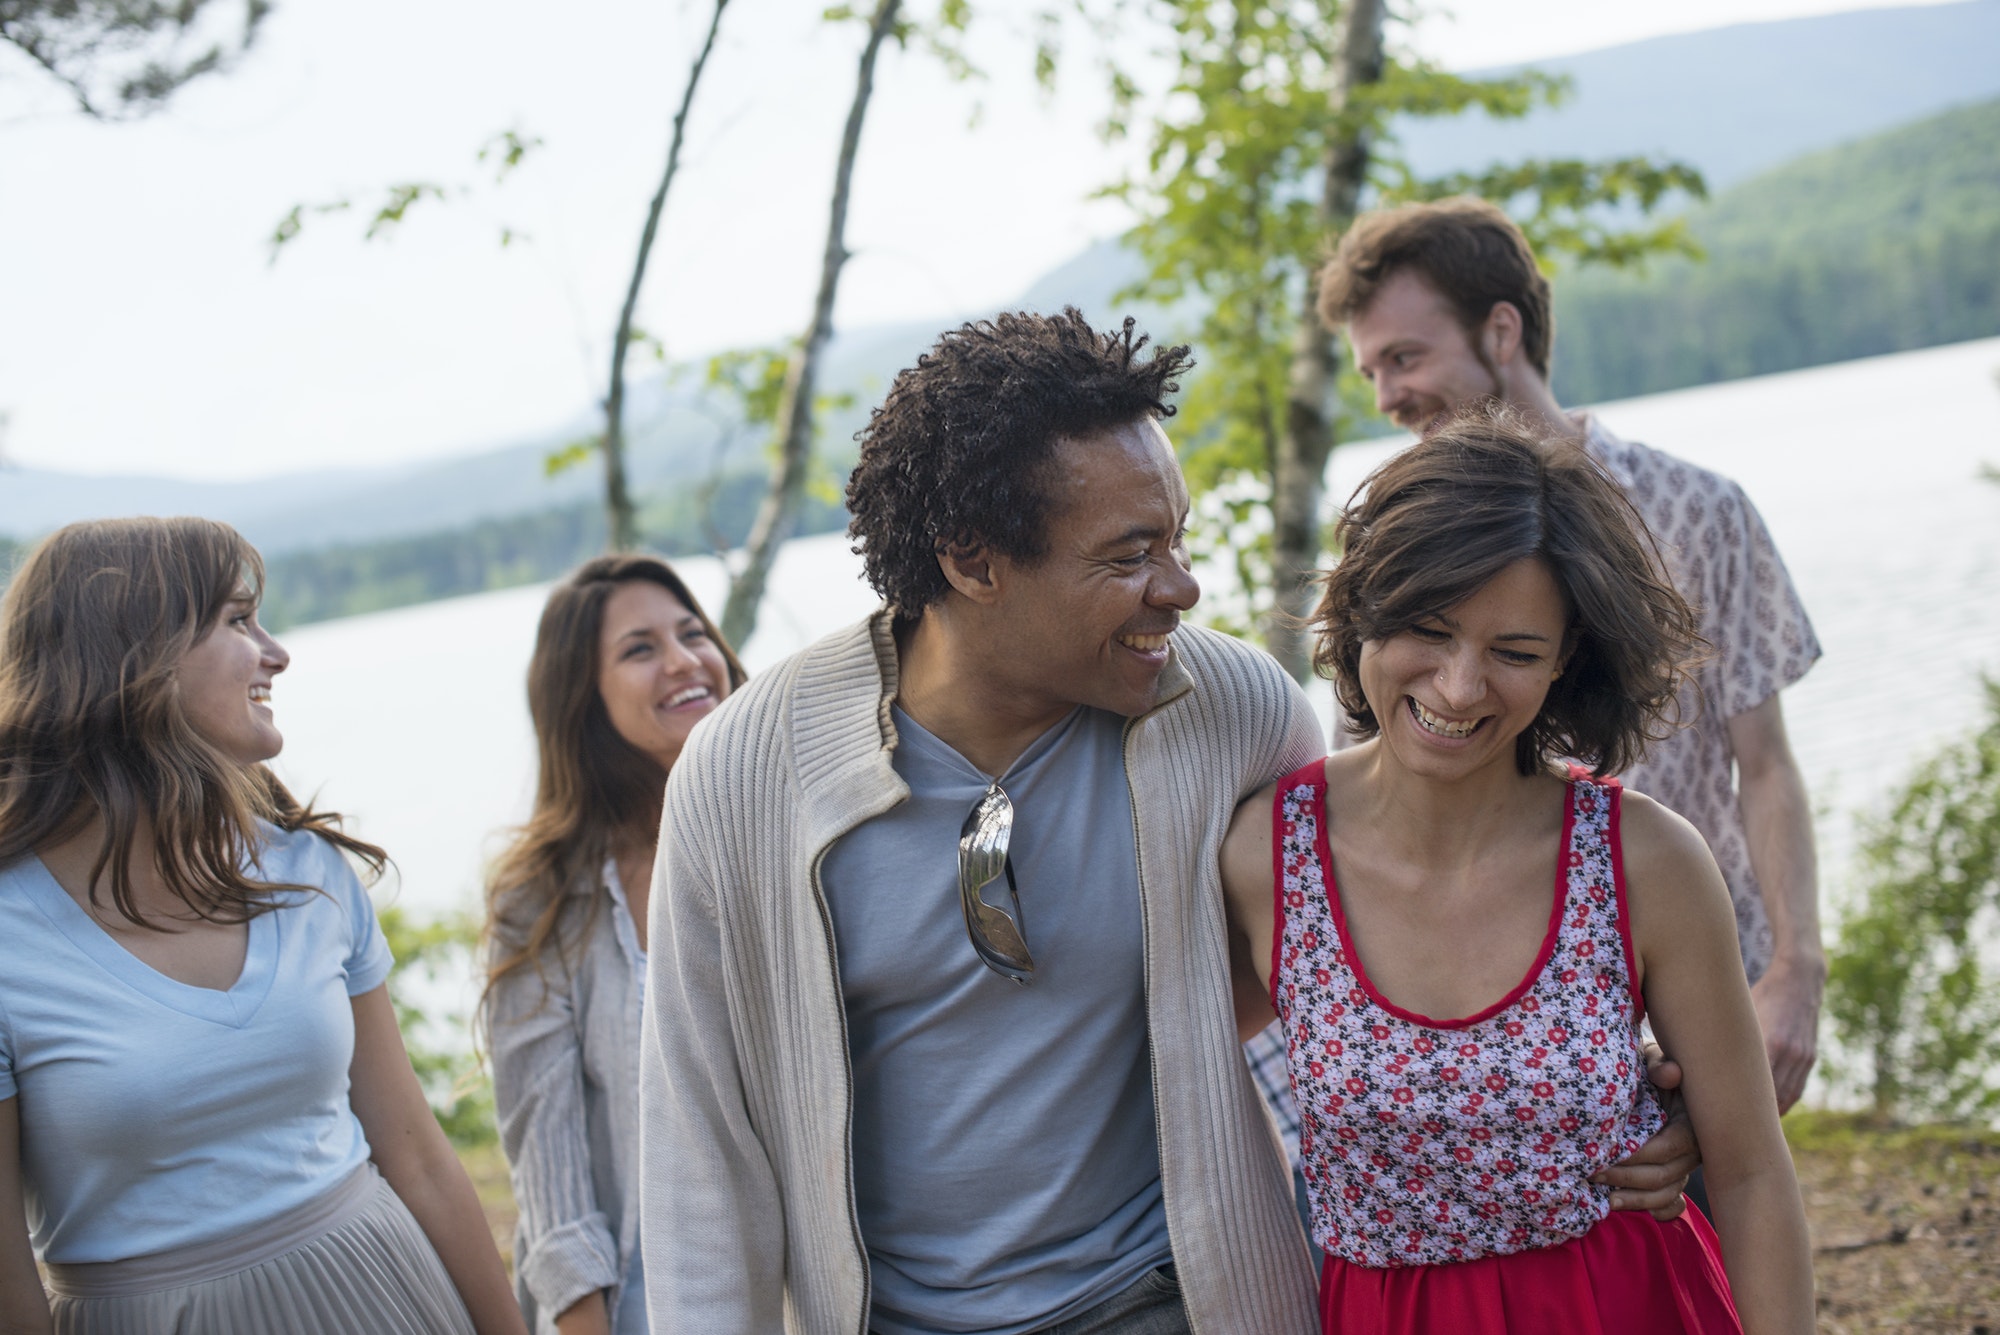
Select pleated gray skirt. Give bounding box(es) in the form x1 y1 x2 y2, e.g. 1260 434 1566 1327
44 1163 478 1335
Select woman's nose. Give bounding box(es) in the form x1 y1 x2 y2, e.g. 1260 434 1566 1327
1433 648 1484 709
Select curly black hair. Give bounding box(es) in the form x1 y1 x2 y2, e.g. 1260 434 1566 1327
845 308 1193 617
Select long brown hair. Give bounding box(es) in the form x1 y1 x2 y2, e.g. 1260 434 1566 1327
0 517 386 925
1311 409 1701 777
482 554 745 1001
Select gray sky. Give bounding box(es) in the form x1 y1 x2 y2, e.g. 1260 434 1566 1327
0 0 1957 481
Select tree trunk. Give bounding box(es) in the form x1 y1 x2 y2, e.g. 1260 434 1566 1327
600 0 733 551
721 0 902 646
1264 0 1386 680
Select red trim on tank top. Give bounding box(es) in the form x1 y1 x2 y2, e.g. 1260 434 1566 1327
1317 781 1577 1031
1271 760 1326 1013
1605 780 1647 1022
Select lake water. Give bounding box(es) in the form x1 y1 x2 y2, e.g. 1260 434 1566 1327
272 336 2000 930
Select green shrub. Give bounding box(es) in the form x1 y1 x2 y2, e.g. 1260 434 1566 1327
1825 679 2000 1122
379 906 496 1147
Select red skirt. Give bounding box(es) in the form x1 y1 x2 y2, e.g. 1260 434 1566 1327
1319 1207 1743 1334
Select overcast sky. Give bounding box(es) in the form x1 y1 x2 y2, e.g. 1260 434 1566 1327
0 0 1960 481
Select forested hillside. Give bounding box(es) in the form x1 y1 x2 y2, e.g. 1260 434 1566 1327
256 469 847 629
1552 97 2000 405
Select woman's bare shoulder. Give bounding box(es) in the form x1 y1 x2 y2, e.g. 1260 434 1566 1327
1615 786 1721 882
1611 785 1734 947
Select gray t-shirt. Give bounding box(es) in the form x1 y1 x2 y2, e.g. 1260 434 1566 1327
819 705 1171 1335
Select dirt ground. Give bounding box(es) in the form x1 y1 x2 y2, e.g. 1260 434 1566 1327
1788 1113 2000 1333
461 1113 2000 1330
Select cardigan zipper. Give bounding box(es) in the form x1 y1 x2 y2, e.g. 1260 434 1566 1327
808 840 874 1335
1121 713 1206 1335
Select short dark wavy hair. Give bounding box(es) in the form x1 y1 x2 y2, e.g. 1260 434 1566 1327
1310 408 1702 777
845 308 1193 616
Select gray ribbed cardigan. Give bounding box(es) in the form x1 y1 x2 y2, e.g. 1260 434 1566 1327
487 869 646 1333
638 612 1323 1334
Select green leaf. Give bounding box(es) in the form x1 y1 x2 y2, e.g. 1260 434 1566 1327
544 438 598 477
477 127 543 183
362 182 451 241
624 326 668 364
704 346 793 429
265 198 352 264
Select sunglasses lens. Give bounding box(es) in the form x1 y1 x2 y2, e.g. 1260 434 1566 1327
957 782 1035 984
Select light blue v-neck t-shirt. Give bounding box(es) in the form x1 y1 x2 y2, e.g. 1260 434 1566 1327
0 826 393 1263
818 706 1171 1335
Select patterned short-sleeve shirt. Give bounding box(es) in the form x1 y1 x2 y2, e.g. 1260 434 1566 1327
1578 415 1822 981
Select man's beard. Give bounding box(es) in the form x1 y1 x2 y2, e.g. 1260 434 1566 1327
1399 364 1506 437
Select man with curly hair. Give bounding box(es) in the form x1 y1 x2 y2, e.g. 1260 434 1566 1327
638 308 1323 1334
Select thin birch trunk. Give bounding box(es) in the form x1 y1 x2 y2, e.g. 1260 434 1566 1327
721 0 902 644
1265 0 1386 679
600 0 733 551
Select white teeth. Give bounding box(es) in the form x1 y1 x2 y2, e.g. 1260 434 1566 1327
663 686 711 708
1118 633 1170 652
249 686 271 703
1409 697 1478 738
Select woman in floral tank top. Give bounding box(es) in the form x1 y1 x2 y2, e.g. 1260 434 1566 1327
1221 413 1813 1334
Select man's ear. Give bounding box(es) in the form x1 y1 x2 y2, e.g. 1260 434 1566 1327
1482 300 1525 370
937 543 1003 605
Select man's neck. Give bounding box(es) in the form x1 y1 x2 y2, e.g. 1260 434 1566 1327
894 612 1076 778
1497 371 1584 448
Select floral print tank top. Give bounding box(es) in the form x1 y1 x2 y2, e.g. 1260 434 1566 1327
1272 762 1663 1268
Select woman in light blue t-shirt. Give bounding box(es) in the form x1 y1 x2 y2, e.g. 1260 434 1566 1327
0 517 527 1335
481 555 745 1335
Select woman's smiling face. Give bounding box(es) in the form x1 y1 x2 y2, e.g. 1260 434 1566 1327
1359 556 1570 781
179 590 291 766
595 580 732 773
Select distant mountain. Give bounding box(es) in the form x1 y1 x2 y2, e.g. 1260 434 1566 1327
1396 0 2000 190
0 463 410 545
6 0 1998 555
1551 96 2000 405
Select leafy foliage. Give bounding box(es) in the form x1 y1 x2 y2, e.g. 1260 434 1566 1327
704 346 793 431
266 130 540 262
377 906 495 1147
703 345 857 512
0 0 269 117
1085 0 1703 636
1825 679 2000 1122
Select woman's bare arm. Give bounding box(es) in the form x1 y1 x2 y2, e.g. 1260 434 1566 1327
0 1098 52 1335
553 1292 610 1335
1221 783 1281 1041
348 986 528 1335
1624 792 1814 1335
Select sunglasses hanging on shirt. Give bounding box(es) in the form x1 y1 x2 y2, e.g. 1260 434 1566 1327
956 780 1035 985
